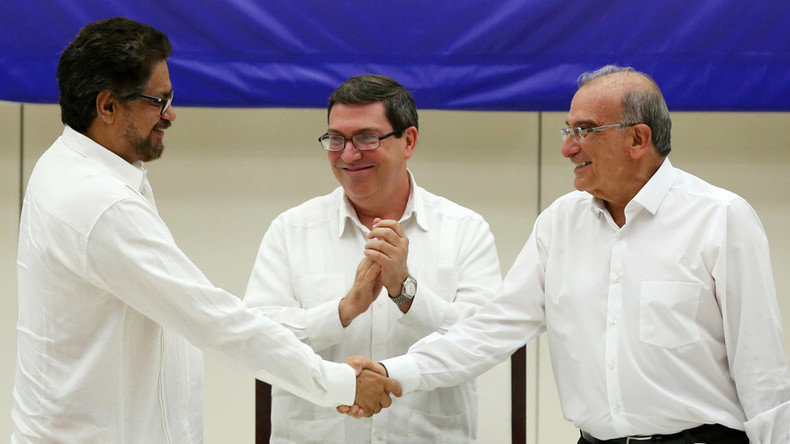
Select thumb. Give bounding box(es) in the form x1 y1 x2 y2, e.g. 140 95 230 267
347 362 362 376
385 378 402 398
345 355 373 375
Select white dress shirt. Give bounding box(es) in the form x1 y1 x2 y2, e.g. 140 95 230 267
383 159 790 443
13 126 356 443
244 175 502 443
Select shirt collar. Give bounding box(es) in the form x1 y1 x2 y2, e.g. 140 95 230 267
590 157 675 217
61 125 149 193
336 169 430 237
629 157 675 215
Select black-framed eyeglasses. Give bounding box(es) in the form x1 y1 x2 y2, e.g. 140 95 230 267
138 90 174 116
560 122 637 143
318 130 401 151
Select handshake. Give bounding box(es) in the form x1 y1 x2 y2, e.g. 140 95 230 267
341 355 402 418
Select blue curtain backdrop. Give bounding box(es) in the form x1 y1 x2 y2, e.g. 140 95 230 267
2 1 789 111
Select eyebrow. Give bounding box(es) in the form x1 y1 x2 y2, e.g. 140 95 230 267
566 119 597 127
327 127 384 135
146 88 173 98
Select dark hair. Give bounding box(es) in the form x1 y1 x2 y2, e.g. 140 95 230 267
328 74 418 132
577 65 672 156
57 17 172 133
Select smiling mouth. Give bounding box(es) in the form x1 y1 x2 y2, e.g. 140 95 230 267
343 165 374 172
574 161 591 168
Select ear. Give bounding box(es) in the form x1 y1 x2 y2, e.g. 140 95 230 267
95 90 119 124
403 126 418 159
628 123 652 160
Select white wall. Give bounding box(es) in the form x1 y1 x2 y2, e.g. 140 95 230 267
1 102 788 442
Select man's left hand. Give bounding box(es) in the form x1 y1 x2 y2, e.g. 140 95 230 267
365 218 409 296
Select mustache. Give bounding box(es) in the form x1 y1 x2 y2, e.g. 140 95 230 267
153 120 171 131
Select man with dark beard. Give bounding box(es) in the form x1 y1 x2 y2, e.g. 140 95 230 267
12 17 400 443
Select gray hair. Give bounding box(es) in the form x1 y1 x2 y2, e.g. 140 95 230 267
577 65 672 156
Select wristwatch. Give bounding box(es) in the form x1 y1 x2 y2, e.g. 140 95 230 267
389 274 417 305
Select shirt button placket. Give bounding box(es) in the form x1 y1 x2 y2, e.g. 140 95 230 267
606 230 629 435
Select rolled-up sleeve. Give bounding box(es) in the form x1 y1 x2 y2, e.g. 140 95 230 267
715 197 790 442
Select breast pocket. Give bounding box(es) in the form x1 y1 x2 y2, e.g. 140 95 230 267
418 265 460 301
639 280 702 349
292 273 346 308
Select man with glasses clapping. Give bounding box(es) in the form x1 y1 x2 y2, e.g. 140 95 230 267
244 74 502 443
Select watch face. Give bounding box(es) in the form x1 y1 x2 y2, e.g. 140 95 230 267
403 276 417 296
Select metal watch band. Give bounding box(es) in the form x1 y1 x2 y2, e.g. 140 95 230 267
389 274 416 305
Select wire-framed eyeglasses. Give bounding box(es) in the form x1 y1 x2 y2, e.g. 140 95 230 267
560 122 637 143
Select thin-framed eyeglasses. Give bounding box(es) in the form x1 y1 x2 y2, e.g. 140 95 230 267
560 122 637 143
318 130 401 151
138 90 174 116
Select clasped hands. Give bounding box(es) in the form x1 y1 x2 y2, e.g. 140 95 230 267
341 355 400 418
338 218 411 326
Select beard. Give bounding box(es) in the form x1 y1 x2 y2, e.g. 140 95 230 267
123 115 170 162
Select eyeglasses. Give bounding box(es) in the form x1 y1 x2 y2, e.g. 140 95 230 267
318 130 401 151
560 122 637 143
138 90 174 116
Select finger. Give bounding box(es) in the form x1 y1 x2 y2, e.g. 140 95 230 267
372 219 405 237
368 226 400 244
347 355 372 371
336 405 350 414
365 239 400 260
385 378 403 397
356 256 376 274
348 405 363 418
364 246 391 265
346 361 362 375
347 355 378 375
381 394 392 409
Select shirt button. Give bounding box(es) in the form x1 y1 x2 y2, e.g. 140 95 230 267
609 317 617 326
613 403 621 412
608 359 616 369
612 273 621 283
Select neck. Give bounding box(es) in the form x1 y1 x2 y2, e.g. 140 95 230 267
603 159 663 228
86 123 135 164
351 176 411 230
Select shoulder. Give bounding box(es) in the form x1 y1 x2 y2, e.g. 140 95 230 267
542 190 592 218
274 188 340 228
25 142 139 237
415 186 490 224
670 168 747 210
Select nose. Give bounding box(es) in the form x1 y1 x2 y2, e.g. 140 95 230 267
561 136 579 158
340 139 361 162
162 104 176 122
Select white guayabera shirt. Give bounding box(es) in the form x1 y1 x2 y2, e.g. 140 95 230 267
384 159 790 443
245 174 502 443
13 126 355 443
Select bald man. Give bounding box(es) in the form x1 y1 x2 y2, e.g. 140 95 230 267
363 65 790 443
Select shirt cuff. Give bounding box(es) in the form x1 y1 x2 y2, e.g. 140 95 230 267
744 399 790 443
321 361 358 407
379 355 421 395
397 284 451 333
306 298 345 344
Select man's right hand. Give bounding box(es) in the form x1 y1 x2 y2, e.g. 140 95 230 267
339 355 400 418
338 257 383 327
